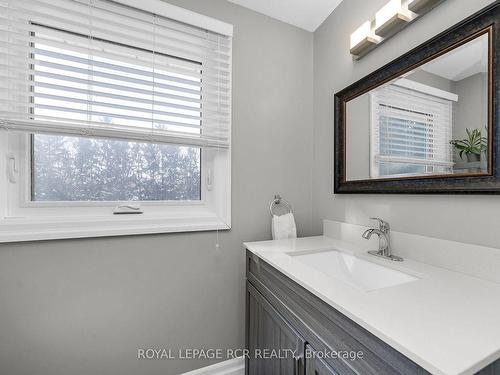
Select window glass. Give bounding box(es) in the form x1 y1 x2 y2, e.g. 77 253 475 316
32 135 201 201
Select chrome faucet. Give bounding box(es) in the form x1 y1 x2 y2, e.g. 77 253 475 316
362 218 403 262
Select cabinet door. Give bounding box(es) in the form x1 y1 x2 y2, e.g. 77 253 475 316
247 282 305 375
305 345 339 375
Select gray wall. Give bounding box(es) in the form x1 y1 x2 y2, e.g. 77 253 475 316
0 2 314 374
453 72 488 139
312 0 500 247
345 94 370 180
406 69 455 92
453 72 489 167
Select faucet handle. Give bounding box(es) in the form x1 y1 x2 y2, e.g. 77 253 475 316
370 217 390 232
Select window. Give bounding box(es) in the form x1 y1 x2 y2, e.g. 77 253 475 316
31 25 202 202
0 0 233 241
370 82 454 178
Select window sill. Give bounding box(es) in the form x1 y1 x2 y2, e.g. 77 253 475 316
0 214 230 243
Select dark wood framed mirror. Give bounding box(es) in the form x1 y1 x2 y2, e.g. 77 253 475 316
334 2 499 194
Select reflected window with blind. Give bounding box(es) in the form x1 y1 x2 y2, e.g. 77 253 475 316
370 83 455 178
0 0 233 234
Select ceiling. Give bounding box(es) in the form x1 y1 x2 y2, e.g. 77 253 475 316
420 34 489 81
227 0 344 32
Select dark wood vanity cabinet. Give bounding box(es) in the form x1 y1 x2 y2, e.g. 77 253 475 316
247 282 305 375
245 251 500 375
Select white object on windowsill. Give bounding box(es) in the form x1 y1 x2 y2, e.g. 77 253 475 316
272 213 297 240
113 204 143 215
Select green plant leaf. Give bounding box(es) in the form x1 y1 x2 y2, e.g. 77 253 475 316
451 127 488 156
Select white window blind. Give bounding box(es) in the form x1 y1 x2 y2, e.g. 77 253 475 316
0 0 232 148
371 84 454 177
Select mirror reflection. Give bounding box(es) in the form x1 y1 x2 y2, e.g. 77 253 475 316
346 33 489 181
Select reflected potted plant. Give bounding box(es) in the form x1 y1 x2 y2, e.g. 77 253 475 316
450 128 487 163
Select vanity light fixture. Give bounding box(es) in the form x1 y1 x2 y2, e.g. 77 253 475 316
348 0 445 59
408 0 445 14
375 0 416 38
350 21 382 58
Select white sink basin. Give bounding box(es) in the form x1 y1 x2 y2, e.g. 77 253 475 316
288 249 418 291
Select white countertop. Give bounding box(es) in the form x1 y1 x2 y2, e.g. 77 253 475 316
244 235 500 375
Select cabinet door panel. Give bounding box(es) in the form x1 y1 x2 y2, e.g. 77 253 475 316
247 282 304 375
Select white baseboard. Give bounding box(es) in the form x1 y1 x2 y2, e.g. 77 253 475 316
179 358 244 375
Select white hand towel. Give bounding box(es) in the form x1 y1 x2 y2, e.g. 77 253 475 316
272 213 297 240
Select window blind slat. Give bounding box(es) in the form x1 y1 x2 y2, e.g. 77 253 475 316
35 61 203 96
1 83 229 116
0 109 229 135
33 93 203 122
2 71 230 111
0 37 230 83
0 0 232 148
376 155 454 167
34 49 204 87
3 0 232 62
0 118 227 148
374 123 450 138
0 28 229 79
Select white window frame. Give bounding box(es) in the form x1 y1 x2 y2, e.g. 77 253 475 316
370 79 456 179
0 0 233 243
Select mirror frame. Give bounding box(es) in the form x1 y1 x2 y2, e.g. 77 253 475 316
334 2 499 194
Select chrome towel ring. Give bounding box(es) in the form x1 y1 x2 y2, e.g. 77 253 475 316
269 194 292 216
